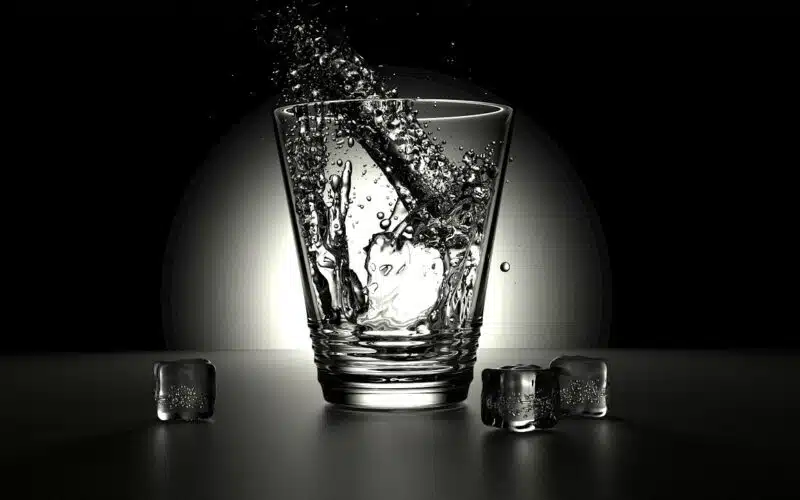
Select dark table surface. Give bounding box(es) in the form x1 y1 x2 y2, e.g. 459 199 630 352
2 349 798 499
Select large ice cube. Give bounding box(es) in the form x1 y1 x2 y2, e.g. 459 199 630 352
358 232 444 329
153 358 216 421
549 355 609 418
481 365 559 433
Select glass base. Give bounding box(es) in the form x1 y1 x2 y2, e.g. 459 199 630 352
318 369 473 410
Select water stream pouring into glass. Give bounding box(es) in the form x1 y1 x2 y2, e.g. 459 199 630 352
271 4 514 409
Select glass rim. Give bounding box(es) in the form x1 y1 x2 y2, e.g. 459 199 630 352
274 98 513 122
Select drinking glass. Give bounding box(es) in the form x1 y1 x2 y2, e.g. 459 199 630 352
274 98 514 409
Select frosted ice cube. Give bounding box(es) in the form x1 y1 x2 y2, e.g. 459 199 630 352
153 358 216 421
481 365 559 433
549 355 609 418
358 232 443 329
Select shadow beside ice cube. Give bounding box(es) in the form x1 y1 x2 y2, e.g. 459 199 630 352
549 355 609 418
153 358 216 422
481 365 560 433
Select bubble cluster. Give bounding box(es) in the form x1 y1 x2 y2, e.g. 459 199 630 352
155 385 210 411
560 378 608 410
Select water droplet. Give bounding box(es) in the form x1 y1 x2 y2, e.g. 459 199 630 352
379 219 391 229
500 262 511 272
376 211 384 219
336 159 343 166
509 156 515 162
459 146 464 151
366 196 372 201
347 137 355 147
358 204 364 209
450 41 456 48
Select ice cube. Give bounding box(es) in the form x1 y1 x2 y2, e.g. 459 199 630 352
153 358 216 421
358 232 443 329
549 355 609 418
481 365 559 433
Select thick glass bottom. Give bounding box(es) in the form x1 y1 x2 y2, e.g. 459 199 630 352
318 369 473 410
312 325 480 410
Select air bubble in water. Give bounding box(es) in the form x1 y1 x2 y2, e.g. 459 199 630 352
500 262 511 272
366 196 372 201
376 211 384 219
379 219 391 230
347 137 355 147
336 159 343 166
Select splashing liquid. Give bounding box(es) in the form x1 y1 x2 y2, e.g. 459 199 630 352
272 3 503 335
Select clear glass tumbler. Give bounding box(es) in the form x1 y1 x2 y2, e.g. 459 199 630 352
274 98 514 409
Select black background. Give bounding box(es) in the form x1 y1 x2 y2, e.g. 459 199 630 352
12 2 798 351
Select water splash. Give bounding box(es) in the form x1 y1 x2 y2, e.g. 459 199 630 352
272 3 504 332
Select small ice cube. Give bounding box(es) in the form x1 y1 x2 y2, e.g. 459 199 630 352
549 355 608 418
153 358 216 421
481 365 559 433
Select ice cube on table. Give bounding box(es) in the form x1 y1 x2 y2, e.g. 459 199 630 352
153 358 216 421
481 364 559 433
549 355 609 418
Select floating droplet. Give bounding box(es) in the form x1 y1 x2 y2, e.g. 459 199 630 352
500 262 511 272
336 159 343 166
347 137 355 147
379 219 391 229
376 211 385 219
366 196 372 201
509 156 515 162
